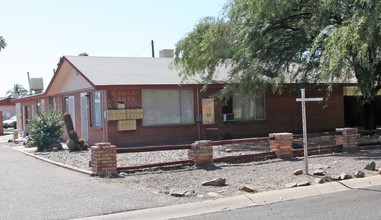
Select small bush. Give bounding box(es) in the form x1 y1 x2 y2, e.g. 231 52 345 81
28 108 65 152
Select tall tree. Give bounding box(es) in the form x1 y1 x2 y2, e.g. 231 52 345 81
78 52 89 56
0 36 6 52
173 0 381 129
6 83 28 98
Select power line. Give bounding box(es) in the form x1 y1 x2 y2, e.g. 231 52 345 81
134 43 151 57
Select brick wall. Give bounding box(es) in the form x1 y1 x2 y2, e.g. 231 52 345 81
105 85 345 146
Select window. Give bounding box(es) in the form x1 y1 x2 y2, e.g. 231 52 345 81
49 96 56 110
37 99 45 114
63 96 69 113
233 94 265 120
142 89 194 125
91 91 102 127
25 105 31 124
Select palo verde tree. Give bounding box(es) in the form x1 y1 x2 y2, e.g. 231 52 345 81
173 0 381 129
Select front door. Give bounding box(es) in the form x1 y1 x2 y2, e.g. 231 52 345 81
80 93 88 141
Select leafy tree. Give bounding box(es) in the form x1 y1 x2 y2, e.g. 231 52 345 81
78 52 88 56
28 108 65 152
0 36 6 52
6 83 28 98
173 0 381 129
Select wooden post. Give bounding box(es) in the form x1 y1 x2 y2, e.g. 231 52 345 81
296 89 324 175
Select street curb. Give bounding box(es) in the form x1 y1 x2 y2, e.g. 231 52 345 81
75 175 381 220
12 147 96 176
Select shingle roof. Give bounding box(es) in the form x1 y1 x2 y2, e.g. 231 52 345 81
65 56 230 86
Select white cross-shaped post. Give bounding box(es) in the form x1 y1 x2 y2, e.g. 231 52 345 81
296 89 324 175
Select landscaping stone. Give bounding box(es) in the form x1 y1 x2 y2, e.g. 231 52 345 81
202 178 226 186
240 185 256 193
169 188 188 197
293 169 303 175
332 175 341 181
364 161 376 171
316 175 333 184
285 182 297 188
354 171 365 178
313 169 325 176
225 149 232 153
339 172 352 180
297 181 310 187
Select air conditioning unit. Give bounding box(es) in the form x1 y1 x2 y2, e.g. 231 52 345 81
223 113 234 122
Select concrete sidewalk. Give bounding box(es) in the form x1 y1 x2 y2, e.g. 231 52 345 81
76 175 381 220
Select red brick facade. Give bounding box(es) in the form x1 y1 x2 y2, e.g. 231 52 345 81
103 85 345 146
14 84 346 146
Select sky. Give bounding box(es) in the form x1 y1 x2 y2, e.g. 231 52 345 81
0 0 226 97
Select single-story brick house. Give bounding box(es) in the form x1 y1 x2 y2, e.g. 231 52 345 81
0 97 16 120
13 55 358 146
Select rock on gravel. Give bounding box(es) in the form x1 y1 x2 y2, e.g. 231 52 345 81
240 185 256 193
313 169 325 176
315 176 333 184
364 161 376 171
354 171 365 178
340 172 352 180
169 188 188 197
293 169 303 175
297 181 310 187
285 183 297 188
202 178 226 186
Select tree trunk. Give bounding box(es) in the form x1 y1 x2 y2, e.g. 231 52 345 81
362 100 376 130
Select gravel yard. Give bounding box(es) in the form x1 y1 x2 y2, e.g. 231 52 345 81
10 134 381 201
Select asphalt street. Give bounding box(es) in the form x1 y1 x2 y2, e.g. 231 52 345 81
179 184 381 220
0 137 180 220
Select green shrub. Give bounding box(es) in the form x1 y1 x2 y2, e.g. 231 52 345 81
28 108 65 152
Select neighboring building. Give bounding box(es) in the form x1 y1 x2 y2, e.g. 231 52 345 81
13 55 355 146
0 97 16 120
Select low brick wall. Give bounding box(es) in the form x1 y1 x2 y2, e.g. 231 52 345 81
336 128 359 153
91 142 118 176
269 132 293 159
188 140 213 167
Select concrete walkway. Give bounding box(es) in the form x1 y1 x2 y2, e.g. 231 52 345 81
0 136 181 220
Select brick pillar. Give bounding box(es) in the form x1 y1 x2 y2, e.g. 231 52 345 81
91 142 118 177
188 140 213 167
269 133 293 159
336 128 359 153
